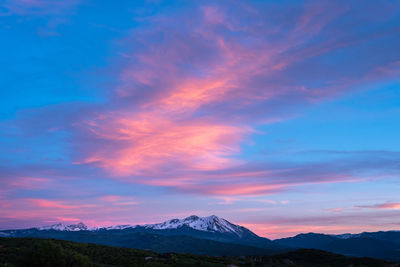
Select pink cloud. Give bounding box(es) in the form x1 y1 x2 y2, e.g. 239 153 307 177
9 177 51 189
26 198 96 209
100 195 122 203
55 216 81 222
357 202 400 210
203 5 227 26
199 184 284 196
27 199 80 209
0 197 142 228
79 112 249 176
328 208 344 213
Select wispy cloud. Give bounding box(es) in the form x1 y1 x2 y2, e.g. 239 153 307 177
356 202 400 210
27 198 96 209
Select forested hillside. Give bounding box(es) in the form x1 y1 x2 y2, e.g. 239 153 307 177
0 237 398 267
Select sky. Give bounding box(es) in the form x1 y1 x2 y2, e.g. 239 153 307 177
0 0 400 239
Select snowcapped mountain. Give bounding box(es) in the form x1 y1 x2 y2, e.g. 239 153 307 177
37 222 92 231
30 215 258 239
1 215 278 252
103 224 136 230
144 215 253 237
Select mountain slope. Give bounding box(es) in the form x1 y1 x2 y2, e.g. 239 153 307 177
274 233 338 249
0 228 284 256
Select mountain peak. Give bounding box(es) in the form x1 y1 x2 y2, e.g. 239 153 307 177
144 215 256 238
37 222 90 231
184 215 200 221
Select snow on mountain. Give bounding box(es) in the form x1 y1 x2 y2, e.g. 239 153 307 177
143 215 253 237
37 222 92 231
103 224 136 230
0 231 10 237
37 223 137 231
335 230 400 239
335 233 361 239
32 215 256 237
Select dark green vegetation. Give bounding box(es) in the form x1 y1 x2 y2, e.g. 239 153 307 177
1 237 399 267
0 229 282 256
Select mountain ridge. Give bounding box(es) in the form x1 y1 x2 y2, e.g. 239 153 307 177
2 215 400 261
2 215 400 242
19 215 258 239
274 232 400 262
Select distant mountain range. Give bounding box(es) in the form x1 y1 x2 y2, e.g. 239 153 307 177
1 215 400 261
0 215 281 256
274 231 400 262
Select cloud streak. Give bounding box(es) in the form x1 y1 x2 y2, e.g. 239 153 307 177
357 202 400 210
